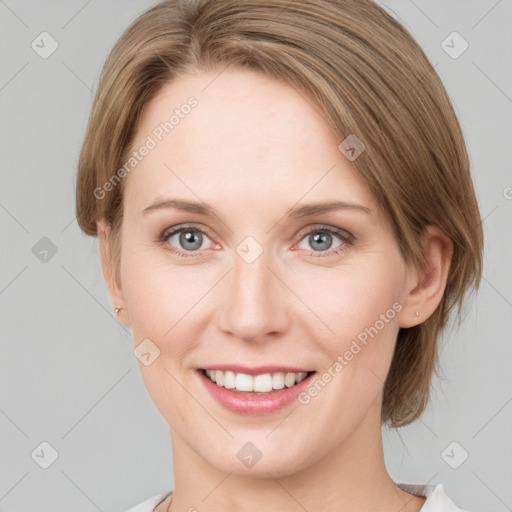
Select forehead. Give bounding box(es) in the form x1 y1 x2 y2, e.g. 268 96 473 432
123 68 374 214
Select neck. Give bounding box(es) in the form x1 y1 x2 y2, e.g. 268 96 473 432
164 402 425 512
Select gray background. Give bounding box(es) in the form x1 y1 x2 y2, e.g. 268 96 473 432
1 1 511 511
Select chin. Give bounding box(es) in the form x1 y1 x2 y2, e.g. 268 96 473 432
201 440 316 479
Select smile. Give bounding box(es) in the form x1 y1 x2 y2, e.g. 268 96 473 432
197 368 317 415
202 369 312 394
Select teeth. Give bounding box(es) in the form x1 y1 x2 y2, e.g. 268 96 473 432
236 372 255 391
272 372 285 390
204 369 309 393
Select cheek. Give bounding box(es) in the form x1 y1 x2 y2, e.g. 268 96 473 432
291 263 403 430
119 250 211 419
296 258 403 346
297 256 405 406
120 248 215 344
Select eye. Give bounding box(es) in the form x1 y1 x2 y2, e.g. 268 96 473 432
157 224 354 259
159 224 214 257
295 226 353 258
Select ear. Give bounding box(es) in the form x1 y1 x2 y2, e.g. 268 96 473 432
398 225 453 328
97 219 130 327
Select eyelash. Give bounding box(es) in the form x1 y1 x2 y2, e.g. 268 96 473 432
156 224 354 259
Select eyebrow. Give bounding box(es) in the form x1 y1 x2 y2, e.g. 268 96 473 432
142 198 372 218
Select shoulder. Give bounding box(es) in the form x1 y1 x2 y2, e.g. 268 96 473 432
125 492 171 512
397 482 469 512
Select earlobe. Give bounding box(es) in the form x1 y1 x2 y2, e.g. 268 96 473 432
398 225 453 328
97 219 130 327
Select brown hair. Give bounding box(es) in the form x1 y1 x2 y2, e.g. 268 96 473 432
75 0 483 427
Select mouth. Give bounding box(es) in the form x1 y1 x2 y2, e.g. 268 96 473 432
198 368 316 395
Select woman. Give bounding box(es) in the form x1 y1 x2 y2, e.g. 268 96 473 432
75 0 483 510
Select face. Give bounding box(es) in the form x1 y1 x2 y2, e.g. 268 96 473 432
110 68 416 478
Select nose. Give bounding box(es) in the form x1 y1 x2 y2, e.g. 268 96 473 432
217 250 290 342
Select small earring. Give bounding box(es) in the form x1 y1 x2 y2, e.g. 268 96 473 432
414 311 419 319
114 306 125 315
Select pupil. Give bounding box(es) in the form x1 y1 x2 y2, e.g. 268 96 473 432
311 232 332 251
181 230 202 250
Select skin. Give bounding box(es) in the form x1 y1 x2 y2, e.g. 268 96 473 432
98 68 453 512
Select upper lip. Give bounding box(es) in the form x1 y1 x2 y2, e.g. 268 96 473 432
199 365 314 375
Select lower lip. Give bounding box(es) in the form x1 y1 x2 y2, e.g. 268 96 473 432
197 369 316 416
